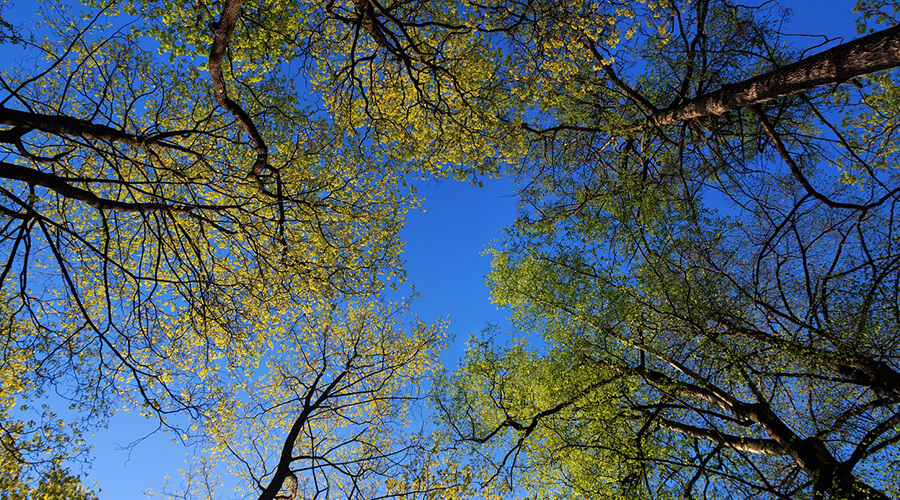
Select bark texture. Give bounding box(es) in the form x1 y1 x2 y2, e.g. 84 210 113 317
645 24 900 127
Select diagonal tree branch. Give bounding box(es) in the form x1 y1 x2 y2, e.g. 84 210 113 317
752 105 900 211
1 161 194 213
1 106 144 146
208 0 270 182
257 367 350 500
640 24 900 129
1 161 239 236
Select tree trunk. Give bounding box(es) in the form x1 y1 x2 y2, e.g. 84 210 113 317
645 24 900 127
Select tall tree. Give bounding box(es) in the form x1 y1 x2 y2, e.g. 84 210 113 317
0 3 454 498
7 0 900 497
438 1 900 499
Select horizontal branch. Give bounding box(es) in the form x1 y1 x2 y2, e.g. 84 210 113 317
0 107 198 158
1 161 191 212
0 162 241 232
1 106 144 145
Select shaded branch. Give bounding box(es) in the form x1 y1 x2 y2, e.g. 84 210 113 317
753 106 900 211
1 107 143 146
208 0 270 181
1 161 195 213
257 367 350 500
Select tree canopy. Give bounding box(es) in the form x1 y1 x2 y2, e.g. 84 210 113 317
0 1 452 498
2 0 900 498
436 1 900 499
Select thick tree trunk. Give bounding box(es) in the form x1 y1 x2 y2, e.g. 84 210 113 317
646 24 900 127
733 401 892 500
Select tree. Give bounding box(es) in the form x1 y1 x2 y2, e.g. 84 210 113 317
438 1 900 499
157 298 448 500
0 2 457 497
9 0 900 497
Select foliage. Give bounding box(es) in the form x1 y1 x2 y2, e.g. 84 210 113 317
91 0 530 179
5 0 900 498
0 460 97 500
438 0 900 499
0 2 454 498
157 298 447 500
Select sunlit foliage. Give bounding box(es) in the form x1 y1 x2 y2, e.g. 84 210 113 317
3 0 900 498
439 1 900 499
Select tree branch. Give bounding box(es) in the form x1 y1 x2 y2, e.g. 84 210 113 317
257 368 350 500
752 106 900 211
659 418 784 456
208 0 270 181
1 161 194 213
641 24 900 128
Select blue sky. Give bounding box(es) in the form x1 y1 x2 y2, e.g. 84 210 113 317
0 0 867 496
77 176 520 498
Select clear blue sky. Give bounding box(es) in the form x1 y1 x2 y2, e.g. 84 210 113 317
0 0 865 496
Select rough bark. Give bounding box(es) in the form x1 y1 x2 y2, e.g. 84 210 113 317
644 24 900 128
